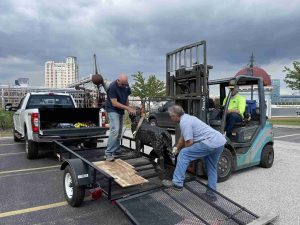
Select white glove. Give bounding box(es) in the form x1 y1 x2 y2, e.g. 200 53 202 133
172 147 179 155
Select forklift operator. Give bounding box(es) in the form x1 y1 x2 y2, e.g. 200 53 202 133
162 105 226 197
223 84 246 137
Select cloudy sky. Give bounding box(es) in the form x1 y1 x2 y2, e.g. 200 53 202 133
1 0 300 94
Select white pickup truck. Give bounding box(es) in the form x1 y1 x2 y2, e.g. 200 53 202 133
13 92 108 159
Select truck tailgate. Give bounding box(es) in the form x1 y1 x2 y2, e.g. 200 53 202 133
41 127 107 137
117 179 259 225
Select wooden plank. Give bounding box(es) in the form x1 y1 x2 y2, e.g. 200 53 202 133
93 159 148 187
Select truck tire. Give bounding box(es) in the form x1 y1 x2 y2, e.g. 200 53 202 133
149 119 157 126
83 140 97 149
260 145 274 168
13 128 22 142
217 148 233 182
63 165 85 207
25 132 39 159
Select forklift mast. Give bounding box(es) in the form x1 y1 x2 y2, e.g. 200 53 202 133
166 41 212 123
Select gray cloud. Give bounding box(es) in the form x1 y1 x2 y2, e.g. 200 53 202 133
0 0 300 91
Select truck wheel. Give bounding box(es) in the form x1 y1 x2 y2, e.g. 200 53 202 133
64 165 85 207
149 119 157 126
217 148 233 182
25 133 39 159
83 140 97 149
260 145 274 168
13 129 22 142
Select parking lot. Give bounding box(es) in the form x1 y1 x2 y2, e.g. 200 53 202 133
0 127 299 225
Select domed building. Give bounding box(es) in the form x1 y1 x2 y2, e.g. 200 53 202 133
235 66 272 86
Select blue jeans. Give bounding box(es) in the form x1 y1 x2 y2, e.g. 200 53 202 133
225 112 242 135
106 112 123 156
172 142 224 190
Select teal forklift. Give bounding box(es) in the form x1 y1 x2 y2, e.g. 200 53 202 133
166 41 274 182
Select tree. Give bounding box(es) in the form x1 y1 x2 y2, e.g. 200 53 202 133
283 61 300 91
131 71 166 110
131 71 166 98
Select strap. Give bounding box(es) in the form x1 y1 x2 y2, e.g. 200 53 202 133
132 115 145 138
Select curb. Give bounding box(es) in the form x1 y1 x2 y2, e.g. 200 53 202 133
273 125 300 129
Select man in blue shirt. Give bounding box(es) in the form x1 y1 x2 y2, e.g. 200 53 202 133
105 74 136 161
162 105 226 196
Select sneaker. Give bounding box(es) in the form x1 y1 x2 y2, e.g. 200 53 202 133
162 179 183 191
113 150 127 157
200 192 217 202
104 155 115 162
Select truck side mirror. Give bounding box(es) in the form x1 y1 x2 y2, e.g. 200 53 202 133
158 107 163 112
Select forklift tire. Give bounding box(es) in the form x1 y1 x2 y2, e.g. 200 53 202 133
83 140 97 149
25 132 39 159
63 165 85 207
217 148 233 182
260 145 274 168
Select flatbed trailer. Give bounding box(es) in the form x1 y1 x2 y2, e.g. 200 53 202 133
54 136 277 225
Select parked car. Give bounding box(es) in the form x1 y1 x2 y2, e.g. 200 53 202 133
148 101 177 128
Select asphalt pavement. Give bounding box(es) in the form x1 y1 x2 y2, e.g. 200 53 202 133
0 127 299 224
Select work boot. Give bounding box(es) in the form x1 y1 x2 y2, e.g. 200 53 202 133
162 179 183 191
104 155 115 162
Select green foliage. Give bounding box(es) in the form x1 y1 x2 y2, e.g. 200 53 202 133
0 110 14 130
131 71 166 98
283 61 300 90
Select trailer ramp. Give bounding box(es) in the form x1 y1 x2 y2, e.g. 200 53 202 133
117 179 262 225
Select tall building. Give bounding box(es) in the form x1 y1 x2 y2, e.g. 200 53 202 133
271 79 280 103
45 56 79 88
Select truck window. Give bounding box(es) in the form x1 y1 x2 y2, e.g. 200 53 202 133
26 95 75 109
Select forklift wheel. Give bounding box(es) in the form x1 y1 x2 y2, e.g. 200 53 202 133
260 145 274 168
63 165 85 207
217 148 233 182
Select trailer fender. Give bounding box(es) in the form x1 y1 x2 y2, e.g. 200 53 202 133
61 159 91 186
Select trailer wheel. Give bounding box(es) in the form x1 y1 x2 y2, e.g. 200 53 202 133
63 165 85 207
260 145 274 168
217 148 233 182
83 140 97 149
25 132 38 159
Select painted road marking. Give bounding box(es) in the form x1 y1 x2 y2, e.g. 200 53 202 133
0 201 67 218
275 134 300 139
0 143 23 146
0 169 59 179
0 152 25 157
0 165 60 175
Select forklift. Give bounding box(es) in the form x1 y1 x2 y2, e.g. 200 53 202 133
166 40 274 182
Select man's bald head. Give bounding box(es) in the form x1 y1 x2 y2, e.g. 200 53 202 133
118 73 128 83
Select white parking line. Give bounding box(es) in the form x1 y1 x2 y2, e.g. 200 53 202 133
275 134 300 139
0 152 25 157
0 143 23 147
0 165 60 175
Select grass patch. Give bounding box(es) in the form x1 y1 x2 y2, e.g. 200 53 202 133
269 117 300 126
0 129 13 137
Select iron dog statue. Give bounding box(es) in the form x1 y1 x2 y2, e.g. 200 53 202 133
129 108 173 172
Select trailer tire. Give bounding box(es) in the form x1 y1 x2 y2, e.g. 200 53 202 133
25 132 38 159
260 145 274 168
83 140 97 149
217 148 233 182
63 165 85 207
